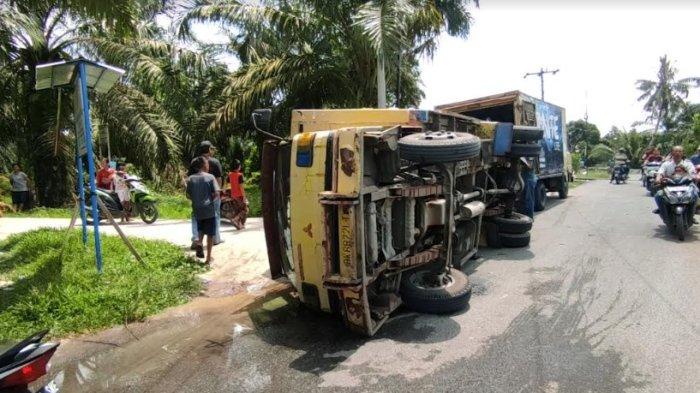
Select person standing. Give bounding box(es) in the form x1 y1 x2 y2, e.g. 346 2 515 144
518 157 538 219
227 159 248 229
10 163 31 212
186 156 219 265
113 164 131 223
96 158 115 190
198 141 224 245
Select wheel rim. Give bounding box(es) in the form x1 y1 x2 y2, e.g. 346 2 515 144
141 203 157 221
408 270 455 291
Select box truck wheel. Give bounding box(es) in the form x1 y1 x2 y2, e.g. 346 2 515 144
558 174 569 199
398 132 481 164
534 181 547 211
400 267 471 314
499 232 531 248
487 212 533 234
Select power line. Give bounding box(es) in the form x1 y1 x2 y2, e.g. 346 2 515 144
523 67 559 101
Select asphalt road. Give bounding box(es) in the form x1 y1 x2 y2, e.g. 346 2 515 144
33 180 700 392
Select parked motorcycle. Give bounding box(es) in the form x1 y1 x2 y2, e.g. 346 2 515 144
86 176 159 224
612 164 628 184
656 175 697 241
0 330 59 392
642 162 662 194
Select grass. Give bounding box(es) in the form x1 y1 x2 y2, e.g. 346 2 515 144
0 228 203 341
2 183 262 220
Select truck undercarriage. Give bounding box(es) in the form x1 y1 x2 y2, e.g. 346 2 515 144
261 109 544 335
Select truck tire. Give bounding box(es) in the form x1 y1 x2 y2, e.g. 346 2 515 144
488 212 532 234
558 174 569 199
534 182 547 211
508 143 542 157
399 132 481 164
499 232 531 248
512 126 544 143
400 267 471 314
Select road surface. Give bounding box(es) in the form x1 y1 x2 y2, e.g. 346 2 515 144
23 180 700 392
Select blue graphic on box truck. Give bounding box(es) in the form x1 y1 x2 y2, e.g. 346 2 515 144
534 98 565 177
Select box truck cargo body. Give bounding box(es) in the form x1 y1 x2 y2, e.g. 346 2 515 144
436 90 572 211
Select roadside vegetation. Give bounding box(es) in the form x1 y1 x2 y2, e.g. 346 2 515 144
0 0 477 212
0 229 203 341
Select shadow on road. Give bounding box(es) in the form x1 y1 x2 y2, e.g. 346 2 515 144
651 224 698 243
231 291 462 377
369 261 650 392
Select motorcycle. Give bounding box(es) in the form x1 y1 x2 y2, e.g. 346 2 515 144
612 164 628 184
86 176 159 224
656 175 697 241
0 330 60 392
642 162 662 194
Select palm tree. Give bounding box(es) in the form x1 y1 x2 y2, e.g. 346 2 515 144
178 0 476 132
0 1 194 205
636 55 700 143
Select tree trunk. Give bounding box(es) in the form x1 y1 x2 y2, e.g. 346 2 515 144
377 54 387 109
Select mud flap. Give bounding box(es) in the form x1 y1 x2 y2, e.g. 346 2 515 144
262 140 284 279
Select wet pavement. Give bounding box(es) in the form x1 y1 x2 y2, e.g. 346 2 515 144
25 180 700 392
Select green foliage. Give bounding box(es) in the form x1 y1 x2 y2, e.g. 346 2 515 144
571 152 581 172
636 55 700 135
0 229 203 340
587 144 614 166
567 120 600 155
602 127 649 168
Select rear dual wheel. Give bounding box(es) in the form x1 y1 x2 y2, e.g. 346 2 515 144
485 212 533 248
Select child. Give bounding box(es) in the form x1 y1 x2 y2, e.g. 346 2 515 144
227 159 248 229
113 164 131 222
186 156 220 265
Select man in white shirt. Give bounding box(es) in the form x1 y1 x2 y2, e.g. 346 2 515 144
653 146 698 219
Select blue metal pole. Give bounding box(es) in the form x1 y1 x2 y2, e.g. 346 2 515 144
76 150 88 245
78 62 103 273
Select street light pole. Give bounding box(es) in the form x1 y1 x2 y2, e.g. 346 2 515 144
524 67 559 100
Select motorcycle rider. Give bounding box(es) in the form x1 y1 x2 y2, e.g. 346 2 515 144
653 145 698 220
610 148 630 183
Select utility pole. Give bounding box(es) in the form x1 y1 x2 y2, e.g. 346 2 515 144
523 67 559 100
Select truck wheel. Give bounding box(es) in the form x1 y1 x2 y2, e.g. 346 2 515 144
508 143 541 157
534 182 547 211
400 268 471 314
512 126 544 143
488 212 532 234
399 132 481 164
558 175 569 199
499 232 531 248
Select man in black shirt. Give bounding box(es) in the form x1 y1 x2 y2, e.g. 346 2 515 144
198 141 224 245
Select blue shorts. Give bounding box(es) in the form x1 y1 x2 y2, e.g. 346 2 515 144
197 217 216 236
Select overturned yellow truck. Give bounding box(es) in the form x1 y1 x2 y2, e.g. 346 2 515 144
259 108 545 336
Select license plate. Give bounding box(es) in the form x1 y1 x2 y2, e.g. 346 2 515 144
667 186 687 192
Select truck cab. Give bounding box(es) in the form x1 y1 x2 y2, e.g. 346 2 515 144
259 108 544 335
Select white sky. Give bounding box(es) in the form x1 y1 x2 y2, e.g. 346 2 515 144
419 1 700 133
188 1 700 134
